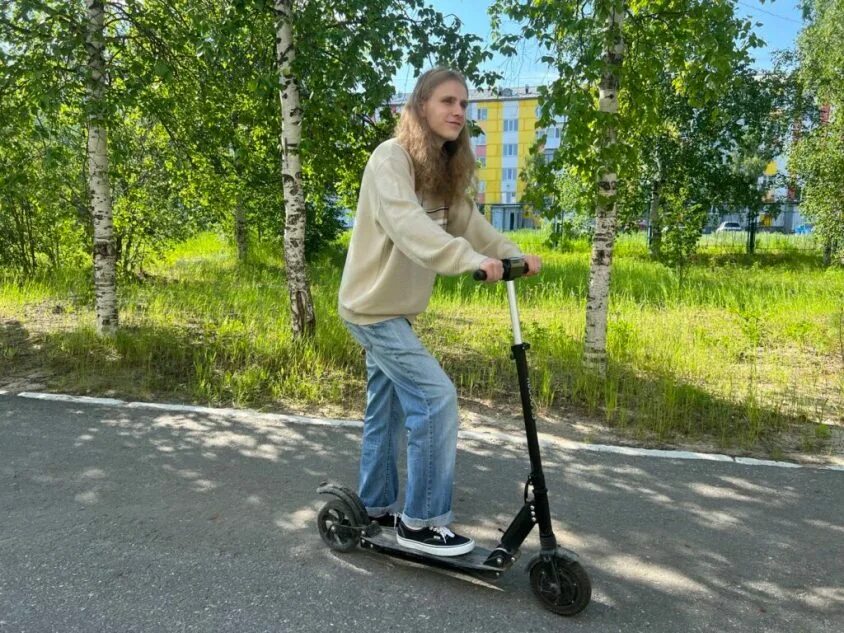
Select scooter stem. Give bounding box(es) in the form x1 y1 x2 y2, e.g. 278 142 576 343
506 280 523 345
502 276 557 552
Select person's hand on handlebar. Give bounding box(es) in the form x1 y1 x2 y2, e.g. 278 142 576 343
523 254 541 277
478 255 542 282
478 258 504 282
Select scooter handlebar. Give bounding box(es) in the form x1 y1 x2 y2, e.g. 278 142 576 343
473 257 529 282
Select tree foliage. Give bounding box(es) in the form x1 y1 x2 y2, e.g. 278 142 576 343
490 0 764 366
789 0 844 262
492 1 785 263
0 0 502 280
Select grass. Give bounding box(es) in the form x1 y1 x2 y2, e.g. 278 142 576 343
1 230 842 451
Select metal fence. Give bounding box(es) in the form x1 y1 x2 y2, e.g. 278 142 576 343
697 229 822 254
485 202 824 254
700 206 821 254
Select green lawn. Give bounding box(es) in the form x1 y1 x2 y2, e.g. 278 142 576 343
1 230 841 451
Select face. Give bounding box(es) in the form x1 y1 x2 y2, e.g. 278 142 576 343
420 79 469 145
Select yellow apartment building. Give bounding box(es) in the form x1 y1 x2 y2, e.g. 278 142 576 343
390 86 565 231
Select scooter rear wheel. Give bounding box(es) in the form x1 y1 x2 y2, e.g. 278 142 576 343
529 556 591 616
317 498 359 552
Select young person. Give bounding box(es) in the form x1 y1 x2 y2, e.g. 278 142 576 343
338 67 541 557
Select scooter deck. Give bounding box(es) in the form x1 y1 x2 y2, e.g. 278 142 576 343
361 527 516 581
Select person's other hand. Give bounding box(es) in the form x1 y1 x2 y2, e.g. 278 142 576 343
523 254 542 277
479 258 504 282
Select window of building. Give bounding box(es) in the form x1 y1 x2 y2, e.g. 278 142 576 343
476 107 488 121
503 192 516 204
476 133 487 145
477 156 487 167
503 168 517 181
504 119 518 132
503 143 518 156
477 180 486 193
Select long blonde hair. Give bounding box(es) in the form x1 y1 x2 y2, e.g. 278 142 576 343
395 67 476 205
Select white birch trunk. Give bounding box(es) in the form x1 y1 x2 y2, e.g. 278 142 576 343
584 3 625 372
85 0 118 335
274 0 315 338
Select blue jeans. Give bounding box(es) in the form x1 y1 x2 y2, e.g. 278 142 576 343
343 317 458 528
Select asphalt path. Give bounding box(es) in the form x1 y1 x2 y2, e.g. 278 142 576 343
1 394 842 632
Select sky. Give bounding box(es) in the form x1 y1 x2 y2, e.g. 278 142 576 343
391 0 805 93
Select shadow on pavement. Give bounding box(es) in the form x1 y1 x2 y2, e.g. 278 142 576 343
1 395 841 632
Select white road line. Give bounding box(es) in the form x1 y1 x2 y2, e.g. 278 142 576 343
18 392 126 406
14 391 844 471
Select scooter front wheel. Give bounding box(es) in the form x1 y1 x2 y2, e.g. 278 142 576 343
529 556 591 616
317 498 360 552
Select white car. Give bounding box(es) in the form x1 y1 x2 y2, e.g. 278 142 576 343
715 221 743 233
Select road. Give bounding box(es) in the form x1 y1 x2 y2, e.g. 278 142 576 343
1 394 842 632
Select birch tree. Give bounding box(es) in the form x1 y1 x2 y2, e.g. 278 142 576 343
492 0 760 372
584 3 624 370
3 0 121 333
85 0 117 334
274 0 314 338
262 0 500 338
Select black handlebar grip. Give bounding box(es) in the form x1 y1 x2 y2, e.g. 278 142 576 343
473 258 529 282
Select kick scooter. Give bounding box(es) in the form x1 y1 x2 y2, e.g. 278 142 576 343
316 257 591 616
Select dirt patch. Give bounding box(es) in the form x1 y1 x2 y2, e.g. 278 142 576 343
0 317 51 392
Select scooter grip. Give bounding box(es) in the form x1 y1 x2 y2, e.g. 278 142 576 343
473 258 529 282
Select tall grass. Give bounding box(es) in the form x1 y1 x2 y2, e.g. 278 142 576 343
429 233 841 446
1 230 841 449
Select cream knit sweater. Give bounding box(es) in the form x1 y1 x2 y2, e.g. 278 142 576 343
338 138 522 325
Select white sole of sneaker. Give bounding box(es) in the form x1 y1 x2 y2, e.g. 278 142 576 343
395 534 475 557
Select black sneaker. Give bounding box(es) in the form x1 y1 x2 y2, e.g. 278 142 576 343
396 520 475 556
368 513 397 528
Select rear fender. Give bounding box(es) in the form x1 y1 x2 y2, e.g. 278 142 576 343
317 481 368 527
